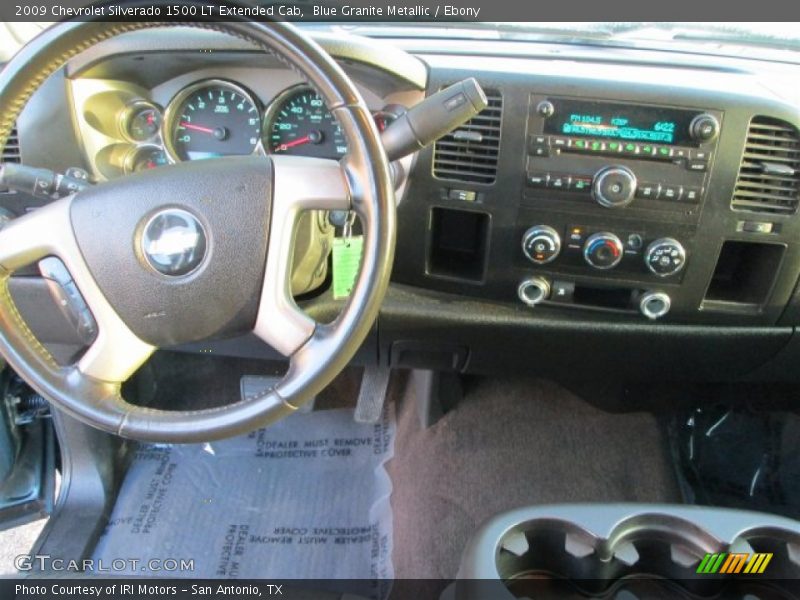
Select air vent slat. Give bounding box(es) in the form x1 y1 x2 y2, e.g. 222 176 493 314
732 116 800 215
1 126 21 164
433 89 502 185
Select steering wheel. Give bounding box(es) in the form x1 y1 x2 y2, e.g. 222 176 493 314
0 19 395 442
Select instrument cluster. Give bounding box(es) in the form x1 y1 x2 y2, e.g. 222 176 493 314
115 78 398 174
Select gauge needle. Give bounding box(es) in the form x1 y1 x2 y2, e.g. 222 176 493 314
278 135 312 151
180 121 215 134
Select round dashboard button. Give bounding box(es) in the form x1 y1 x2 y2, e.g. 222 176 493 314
592 166 637 208
583 232 624 270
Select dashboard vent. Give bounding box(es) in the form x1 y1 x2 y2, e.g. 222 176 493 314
2 125 21 164
732 116 800 215
433 89 502 185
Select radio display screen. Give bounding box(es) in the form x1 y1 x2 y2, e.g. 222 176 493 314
544 99 699 145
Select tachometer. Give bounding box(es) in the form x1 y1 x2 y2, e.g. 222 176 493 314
165 80 261 162
264 86 347 159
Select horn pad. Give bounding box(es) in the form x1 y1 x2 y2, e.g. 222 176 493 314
70 156 273 347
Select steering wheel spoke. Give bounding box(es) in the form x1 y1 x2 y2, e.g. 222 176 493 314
0 197 154 384
253 155 351 357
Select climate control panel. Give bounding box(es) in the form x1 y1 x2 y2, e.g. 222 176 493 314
521 223 688 280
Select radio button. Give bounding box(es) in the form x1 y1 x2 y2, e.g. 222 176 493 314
548 174 571 190
551 137 570 149
660 185 683 201
572 176 592 192
531 145 549 157
687 160 708 172
683 187 702 202
656 146 673 159
606 141 622 153
640 143 657 156
622 142 640 155
573 139 588 151
691 150 712 161
636 183 661 199
588 140 606 152
527 172 549 188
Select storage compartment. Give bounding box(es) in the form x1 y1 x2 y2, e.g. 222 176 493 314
704 241 785 306
571 284 636 311
427 207 490 282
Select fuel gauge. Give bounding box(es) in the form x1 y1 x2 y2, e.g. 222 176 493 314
122 102 162 142
125 146 168 173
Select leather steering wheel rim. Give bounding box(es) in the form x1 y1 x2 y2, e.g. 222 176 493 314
0 18 396 442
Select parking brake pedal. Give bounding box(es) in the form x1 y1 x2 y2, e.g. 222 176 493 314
354 366 391 424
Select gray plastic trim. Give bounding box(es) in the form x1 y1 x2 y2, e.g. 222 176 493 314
253 155 351 357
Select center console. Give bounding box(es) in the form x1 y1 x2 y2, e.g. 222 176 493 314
393 63 800 329
445 504 800 599
517 95 720 319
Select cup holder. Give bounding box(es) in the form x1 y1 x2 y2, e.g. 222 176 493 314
451 505 800 600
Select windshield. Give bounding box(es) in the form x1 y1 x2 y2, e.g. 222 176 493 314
310 21 800 61
3 21 800 63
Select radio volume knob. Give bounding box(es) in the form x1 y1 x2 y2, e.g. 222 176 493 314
689 114 720 143
583 232 624 270
592 166 637 208
645 238 687 277
522 225 561 265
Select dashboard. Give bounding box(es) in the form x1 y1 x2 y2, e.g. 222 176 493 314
6 27 800 382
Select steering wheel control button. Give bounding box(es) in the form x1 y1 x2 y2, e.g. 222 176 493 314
583 232 624 270
639 291 672 320
140 209 208 277
592 166 637 208
522 225 561 265
645 238 687 277
518 277 551 307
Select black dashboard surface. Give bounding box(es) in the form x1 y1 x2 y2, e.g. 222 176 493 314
6 28 800 381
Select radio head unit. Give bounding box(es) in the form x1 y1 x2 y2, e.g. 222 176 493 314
525 94 722 217
543 98 708 146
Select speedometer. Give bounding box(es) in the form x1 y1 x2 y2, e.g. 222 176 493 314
165 80 261 162
264 86 347 159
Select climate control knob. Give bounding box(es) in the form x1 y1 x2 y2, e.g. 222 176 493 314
645 238 686 277
592 166 637 208
583 232 624 270
522 225 561 265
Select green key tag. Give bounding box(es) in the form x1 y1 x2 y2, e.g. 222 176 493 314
332 235 364 299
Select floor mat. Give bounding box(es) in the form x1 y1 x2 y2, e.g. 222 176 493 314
93 406 395 598
669 400 800 520
389 376 681 585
